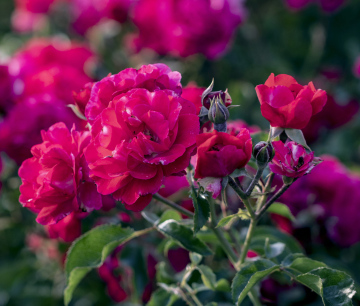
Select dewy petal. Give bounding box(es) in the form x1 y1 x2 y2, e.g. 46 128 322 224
35 198 76 225
78 181 103 211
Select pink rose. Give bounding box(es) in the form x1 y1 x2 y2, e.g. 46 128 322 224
181 83 205 115
19 122 103 225
46 212 86 242
85 63 181 123
194 129 252 179
85 83 199 211
129 0 245 59
269 141 320 178
255 73 327 129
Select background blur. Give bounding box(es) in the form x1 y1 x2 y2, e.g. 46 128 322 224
0 0 360 305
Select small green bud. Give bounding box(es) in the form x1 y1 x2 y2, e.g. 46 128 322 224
208 97 230 125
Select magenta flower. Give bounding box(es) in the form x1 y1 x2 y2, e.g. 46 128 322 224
19 122 103 225
8 38 95 105
129 0 246 59
85 87 199 211
0 94 81 164
269 141 321 178
85 63 182 123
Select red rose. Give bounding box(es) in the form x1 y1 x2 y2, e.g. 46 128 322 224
85 87 199 211
181 83 205 115
255 73 327 129
194 129 252 179
18 122 103 225
269 141 320 178
85 63 182 123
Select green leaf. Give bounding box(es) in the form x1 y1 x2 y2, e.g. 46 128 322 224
156 262 176 284
157 220 212 256
147 288 178 306
217 210 250 228
215 279 231 292
159 210 182 223
264 239 286 259
267 202 296 221
295 268 355 306
286 256 327 274
232 259 280 305
270 126 284 139
190 185 210 234
249 226 303 260
284 255 356 305
284 128 310 150
196 265 217 290
64 225 150 305
190 252 203 265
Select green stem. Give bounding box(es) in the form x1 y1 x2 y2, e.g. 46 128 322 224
256 183 292 221
245 167 265 197
256 173 274 213
228 177 256 219
153 193 194 218
209 198 238 267
238 218 257 266
184 284 203 306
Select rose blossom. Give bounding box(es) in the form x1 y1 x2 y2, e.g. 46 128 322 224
181 83 205 115
85 80 199 211
71 0 132 35
19 122 103 225
46 212 86 242
0 94 81 164
255 73 327 129
8 38 96 106
85 63 181 123
227 120 261 135
302 94 359 143
194 129 252 179
129 0 246 59
11 0 58 32
269 141 320 178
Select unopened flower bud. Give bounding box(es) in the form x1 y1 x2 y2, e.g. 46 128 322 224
253 141 274 167
203 90 232 110
208 97 230 125
201 79 232 109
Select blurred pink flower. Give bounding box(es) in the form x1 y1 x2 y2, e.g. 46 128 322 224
8 38 96 105
71 0 133 35
11 0 58 32
285 0 346 12
129 0 246 58
302 94 359 143
0 94 81 164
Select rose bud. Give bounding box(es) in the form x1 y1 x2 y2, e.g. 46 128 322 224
269 140 322 179
253 141 274 168
255 73 327 129
194 129 252 179
203 89 232 110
